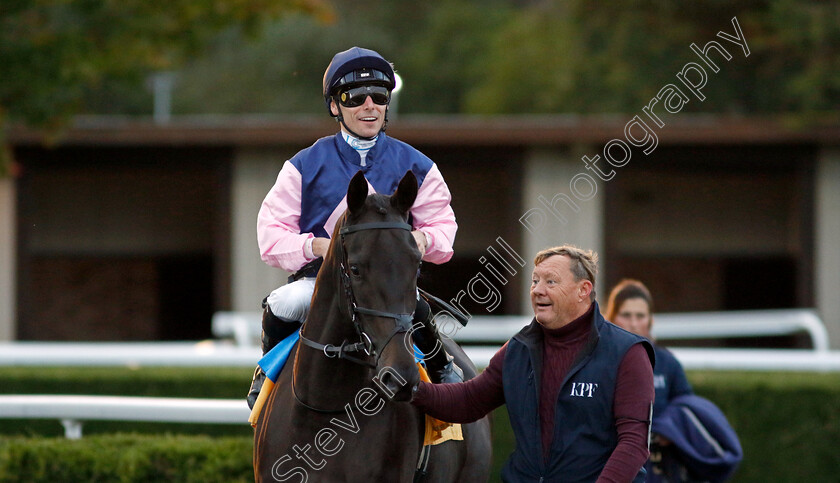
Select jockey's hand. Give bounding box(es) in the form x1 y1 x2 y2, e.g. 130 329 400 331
312 237 330 258
411 230 428 257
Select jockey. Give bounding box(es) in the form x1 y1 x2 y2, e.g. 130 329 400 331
248 46 463 408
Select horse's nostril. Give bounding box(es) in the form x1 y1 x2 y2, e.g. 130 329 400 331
380 371 393 387
374 368 413 401
384 373 404 391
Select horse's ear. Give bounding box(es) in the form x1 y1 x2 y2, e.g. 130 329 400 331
391 170 418 215
347 171 368 216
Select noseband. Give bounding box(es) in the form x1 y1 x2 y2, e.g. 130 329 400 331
298 221 415 369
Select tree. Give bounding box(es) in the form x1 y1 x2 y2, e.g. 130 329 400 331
161 0 436 116
74 0 515 117
0 0 332 175
168 11 397 116
462 0 840 117
397 0 513 114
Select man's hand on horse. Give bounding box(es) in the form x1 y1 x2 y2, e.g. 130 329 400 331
412 230 428 257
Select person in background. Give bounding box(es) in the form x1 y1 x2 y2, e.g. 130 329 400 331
412 246 655 482
605 279 692 417
605 279 695 481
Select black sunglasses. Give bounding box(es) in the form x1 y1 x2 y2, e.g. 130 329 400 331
338 85 390 108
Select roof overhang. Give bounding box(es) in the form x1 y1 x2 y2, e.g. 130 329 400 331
8 114 840 148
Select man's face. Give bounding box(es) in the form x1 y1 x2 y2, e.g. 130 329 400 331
613 297 652 338
530 255 590 330
330 89 387 139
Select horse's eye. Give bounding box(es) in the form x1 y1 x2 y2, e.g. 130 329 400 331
350 265 360 276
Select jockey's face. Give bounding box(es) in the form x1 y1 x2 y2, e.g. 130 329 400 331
331 92 387 139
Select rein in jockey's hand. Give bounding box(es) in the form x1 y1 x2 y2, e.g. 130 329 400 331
412 230 428 257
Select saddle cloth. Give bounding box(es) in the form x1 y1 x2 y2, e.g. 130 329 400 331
248 329 301 426
417 364 464 446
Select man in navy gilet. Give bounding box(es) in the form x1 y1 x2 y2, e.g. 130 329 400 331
412 245 656 482
247 47 463 407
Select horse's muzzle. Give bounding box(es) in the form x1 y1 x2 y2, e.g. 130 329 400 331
375 364 419 402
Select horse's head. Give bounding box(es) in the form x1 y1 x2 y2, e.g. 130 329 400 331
334 170 422 401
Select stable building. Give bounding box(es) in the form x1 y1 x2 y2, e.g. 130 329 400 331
2 115 839 348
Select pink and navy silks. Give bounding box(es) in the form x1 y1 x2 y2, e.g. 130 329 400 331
257 132 457 273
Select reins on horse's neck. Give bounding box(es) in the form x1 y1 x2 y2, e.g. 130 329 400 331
291 373 355 414
293 219 415 413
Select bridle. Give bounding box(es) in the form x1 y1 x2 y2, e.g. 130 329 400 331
294 220 416 412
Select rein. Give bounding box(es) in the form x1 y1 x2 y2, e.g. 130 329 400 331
294 220 415 412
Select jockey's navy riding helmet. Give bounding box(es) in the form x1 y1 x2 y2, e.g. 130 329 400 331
322 47 395 116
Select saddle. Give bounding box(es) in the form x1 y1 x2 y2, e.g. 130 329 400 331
418 288 469 327
288 258 323 283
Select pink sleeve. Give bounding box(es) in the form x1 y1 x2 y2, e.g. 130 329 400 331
412 163 457 264
257 162 315 272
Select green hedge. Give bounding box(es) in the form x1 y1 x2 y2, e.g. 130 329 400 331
0 434 252 483
1 368 839 482
688 371 840 482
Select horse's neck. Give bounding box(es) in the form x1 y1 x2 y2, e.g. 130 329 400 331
302 258 356 343
294 257 371 405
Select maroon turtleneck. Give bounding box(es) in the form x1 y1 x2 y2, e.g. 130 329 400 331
412 304 654 482
539 303 594 460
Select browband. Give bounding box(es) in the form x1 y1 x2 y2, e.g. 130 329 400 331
339 221 411 235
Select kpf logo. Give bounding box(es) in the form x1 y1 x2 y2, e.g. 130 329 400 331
570 382 599 397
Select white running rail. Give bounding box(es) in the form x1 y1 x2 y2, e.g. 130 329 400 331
212 309 831 352
0 309 834 370
0 395 249 439
0 341 260 367
447 309 831 353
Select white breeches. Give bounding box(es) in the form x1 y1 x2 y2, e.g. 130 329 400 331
265 278 316 323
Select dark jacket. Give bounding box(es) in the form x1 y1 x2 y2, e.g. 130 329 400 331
652 345 693 417
501 302 655 482
648 395 743 482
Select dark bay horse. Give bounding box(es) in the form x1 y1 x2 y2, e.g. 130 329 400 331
253 171 492 482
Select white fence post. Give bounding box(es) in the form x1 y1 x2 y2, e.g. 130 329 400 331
61 419 83 439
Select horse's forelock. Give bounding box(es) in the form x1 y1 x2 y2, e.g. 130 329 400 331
349 193 399 221
369 194 390 214
330 194 402 246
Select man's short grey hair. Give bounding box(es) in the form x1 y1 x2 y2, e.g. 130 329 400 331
534 245 598 301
